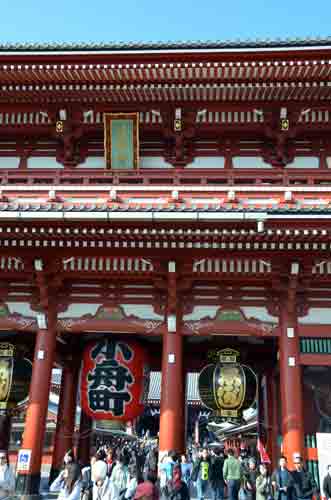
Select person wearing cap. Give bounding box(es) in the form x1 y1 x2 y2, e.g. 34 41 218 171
271 456 293 500
291 454 317 500
92 459 119 500
243 458 258 500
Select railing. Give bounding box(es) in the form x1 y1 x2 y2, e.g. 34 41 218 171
1 168 331 186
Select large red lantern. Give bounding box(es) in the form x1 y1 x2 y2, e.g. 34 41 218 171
81 339 150 421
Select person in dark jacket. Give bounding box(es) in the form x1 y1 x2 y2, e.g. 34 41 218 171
210 448 225 500
323 465 331 500
144 447 158 482
271 456 293 500
291 454 317 500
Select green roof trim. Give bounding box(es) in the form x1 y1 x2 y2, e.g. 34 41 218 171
0 37 331 52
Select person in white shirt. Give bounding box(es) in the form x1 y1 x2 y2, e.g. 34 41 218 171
50 462 82 500
125 463 138 500
0 451 14 499
92 460 119 500
111 454 129 496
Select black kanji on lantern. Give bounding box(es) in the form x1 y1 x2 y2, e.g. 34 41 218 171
87 340 134 416
89 387 131 416
88 359 133 392
91 339 133 362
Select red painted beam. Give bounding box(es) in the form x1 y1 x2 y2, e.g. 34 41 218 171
300 353 331 365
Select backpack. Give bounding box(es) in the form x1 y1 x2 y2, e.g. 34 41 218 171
191 461 200 482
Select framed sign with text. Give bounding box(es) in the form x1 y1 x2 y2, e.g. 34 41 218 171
104 112 139 170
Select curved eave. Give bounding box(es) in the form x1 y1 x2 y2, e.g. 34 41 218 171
1 38 331 67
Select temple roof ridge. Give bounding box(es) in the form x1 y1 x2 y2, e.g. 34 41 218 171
1 36 331 52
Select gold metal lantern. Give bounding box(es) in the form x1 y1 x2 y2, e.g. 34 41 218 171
198 348 257 421
0 343 32 411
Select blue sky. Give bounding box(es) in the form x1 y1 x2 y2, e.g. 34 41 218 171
0 0 330 44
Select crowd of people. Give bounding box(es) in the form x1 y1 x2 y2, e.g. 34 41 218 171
0 436 325 500
45 438 325 500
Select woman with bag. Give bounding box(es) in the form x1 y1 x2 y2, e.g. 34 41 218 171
256 464 273 500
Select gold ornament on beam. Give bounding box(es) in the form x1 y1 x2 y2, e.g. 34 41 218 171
174 119 182 132
56 121 64 133
280 118 289 131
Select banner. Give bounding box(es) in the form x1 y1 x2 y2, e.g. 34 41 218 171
257 437 271 464
104 113 139 170
317 432 331 496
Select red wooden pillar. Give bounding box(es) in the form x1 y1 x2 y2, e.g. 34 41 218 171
159 328 184 455
270 374 280 466
16 309 57 495
279 300 304 467
49 363 79 482
159 261 184 456
77 410 92 467
264 372 278 468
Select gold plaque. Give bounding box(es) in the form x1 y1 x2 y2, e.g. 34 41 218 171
0 343 14 358
219 348 240 363
220 409 238 418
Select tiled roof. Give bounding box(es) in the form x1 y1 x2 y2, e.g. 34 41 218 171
52 371 203 404
0 201 330 215
148 371 200 403
1 37 331 52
